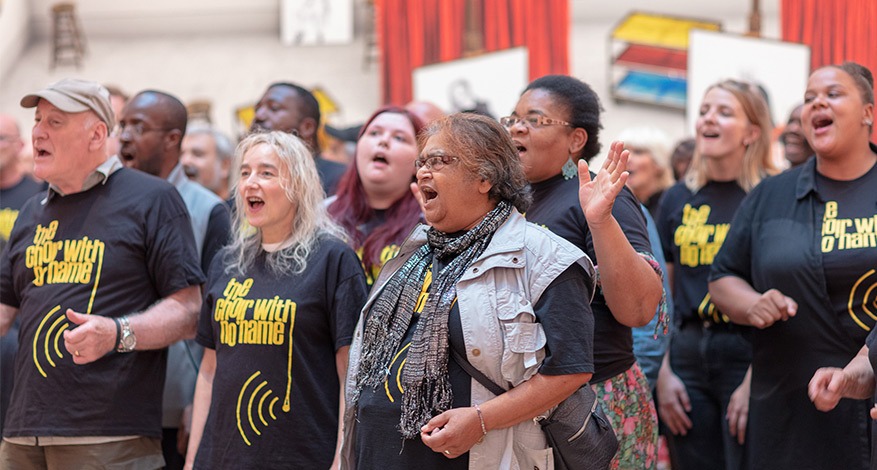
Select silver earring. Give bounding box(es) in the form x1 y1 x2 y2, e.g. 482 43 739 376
865 119 873 126
562 156 578 180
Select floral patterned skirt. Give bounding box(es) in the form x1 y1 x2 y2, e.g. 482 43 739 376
593 363 659 470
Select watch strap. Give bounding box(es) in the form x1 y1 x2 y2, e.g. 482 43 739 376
113 317 122 350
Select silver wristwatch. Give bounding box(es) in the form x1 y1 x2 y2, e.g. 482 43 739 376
116 316 136 353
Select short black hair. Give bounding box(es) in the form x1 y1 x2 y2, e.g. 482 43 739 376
138 89 188 136
268 82 321 126
835 62 875 105
524 75 604 161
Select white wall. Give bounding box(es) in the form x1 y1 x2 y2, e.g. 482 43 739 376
0 0 31 81
28 0 278 38
1 1 786 160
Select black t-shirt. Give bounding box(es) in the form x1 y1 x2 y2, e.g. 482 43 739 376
355 209 403 286
709 154 877 470
0 169 204 438
202 204 231 275
0 176 45 435
354 260 595 469
816 167 877 339
643 189 664 221
316 155 347 197
526 174 651 382
194 237 367 470
658 180 747 326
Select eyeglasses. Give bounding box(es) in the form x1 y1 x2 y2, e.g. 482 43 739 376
113 122 173 137
415 154 459 172
499 114 571 129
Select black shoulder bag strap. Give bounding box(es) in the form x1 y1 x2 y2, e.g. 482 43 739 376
450 346 508 396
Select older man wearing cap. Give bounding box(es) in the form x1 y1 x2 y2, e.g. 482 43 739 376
0 78 204 469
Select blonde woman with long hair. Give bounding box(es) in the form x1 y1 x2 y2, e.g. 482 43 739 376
185 131 368 469
656 79 776 470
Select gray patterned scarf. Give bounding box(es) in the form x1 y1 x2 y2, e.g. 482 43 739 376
354 200 512 438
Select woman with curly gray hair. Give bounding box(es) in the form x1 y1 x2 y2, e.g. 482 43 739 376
341 113 605 469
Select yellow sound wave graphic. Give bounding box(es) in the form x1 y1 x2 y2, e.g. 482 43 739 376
236 371 286 446
849 269 877 331
384 343 410 403
697 293 730 324
32 305 67 378
30 238 105 378
235 315 296 445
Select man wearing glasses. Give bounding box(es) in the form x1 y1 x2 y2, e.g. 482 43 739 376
0 78 205 469
117 90 230 470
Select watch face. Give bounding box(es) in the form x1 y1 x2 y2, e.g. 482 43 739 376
122 334 136 350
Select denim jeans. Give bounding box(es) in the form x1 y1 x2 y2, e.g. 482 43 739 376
633 205 672 391
665 322 752 470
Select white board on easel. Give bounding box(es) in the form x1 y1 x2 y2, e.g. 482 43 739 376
412 48 529 118
687 30 811 132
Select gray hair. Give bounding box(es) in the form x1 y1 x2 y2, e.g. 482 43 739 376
225 131 346 276
616 126 675 187
185 123 235 163
419 113 531 212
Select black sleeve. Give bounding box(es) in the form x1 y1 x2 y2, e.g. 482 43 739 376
709 188 758 283
535 263 595 376
656 188 677 265
195 256 225 350
327 243 369 351
145 188 206 296
0 241 16 308
592 186 653 258
201 203 231 274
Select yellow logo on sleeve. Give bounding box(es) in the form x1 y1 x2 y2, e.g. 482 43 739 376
0 208 19 241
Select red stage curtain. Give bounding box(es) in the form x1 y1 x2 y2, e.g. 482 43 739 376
377 0 569 105
782 0 876 138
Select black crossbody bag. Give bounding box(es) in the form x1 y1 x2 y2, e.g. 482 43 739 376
450 347 618 470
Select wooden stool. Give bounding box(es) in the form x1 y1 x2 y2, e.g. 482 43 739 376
51 2 86 69
187 100 213 124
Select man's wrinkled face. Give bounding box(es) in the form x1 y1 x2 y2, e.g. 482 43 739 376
31 100 98 186
181 132 228 195
0 115 23 171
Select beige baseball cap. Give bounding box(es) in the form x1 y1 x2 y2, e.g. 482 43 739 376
20 78 115 129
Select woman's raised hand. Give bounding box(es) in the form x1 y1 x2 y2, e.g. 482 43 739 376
578 141 630 228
